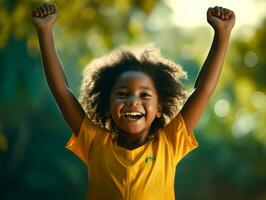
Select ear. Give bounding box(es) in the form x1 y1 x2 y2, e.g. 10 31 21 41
156 104 162 118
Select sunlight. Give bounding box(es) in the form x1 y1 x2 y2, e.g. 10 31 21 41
164 0 266 30
214 99 230 118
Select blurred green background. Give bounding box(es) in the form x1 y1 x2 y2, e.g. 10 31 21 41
0 0 266 199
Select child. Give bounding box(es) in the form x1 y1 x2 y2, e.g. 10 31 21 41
32 4 235 200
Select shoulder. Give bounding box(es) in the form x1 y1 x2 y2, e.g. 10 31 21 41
163 112 185 133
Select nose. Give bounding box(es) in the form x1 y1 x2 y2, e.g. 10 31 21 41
126 96 140 106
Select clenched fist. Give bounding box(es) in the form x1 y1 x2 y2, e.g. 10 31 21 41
32 4 58 31
207 6 235 33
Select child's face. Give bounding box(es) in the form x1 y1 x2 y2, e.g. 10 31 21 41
109 71 161 136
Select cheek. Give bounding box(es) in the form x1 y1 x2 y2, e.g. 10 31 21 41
110 99 124 114
144 101 158 115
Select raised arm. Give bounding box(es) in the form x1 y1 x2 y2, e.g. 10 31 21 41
32 4 85 135
181 6 235 133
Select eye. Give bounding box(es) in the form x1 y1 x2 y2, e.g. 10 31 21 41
116 91 128 98
140 92 152 99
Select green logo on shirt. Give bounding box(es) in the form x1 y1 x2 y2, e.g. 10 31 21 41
145 156 156 163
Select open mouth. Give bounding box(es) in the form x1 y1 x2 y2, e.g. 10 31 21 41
122 112 145 121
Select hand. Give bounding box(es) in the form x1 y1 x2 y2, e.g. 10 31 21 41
32 4 58 31
207 6 235 33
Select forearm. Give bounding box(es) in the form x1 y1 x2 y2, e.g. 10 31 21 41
194 31 231 94
37 28 69 92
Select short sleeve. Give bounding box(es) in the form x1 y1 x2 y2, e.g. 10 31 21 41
65 115 100 165
163 113 199 165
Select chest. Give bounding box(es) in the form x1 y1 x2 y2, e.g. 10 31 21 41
89 136 175 185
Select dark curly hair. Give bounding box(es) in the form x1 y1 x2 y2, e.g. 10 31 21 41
79 44 188 133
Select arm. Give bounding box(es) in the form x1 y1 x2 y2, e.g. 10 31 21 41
32 4 85 135
181 6 235 133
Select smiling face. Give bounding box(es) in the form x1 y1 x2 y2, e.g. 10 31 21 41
109 71 161 136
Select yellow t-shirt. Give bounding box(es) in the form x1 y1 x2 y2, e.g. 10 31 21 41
66 113 198 200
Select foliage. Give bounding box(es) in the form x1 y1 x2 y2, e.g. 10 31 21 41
0 0 266 199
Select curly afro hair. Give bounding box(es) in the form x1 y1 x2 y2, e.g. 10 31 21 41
78 44 188 133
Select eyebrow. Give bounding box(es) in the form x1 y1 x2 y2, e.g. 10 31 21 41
114 85 153 91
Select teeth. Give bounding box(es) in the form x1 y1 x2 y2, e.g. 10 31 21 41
123 112 143 116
